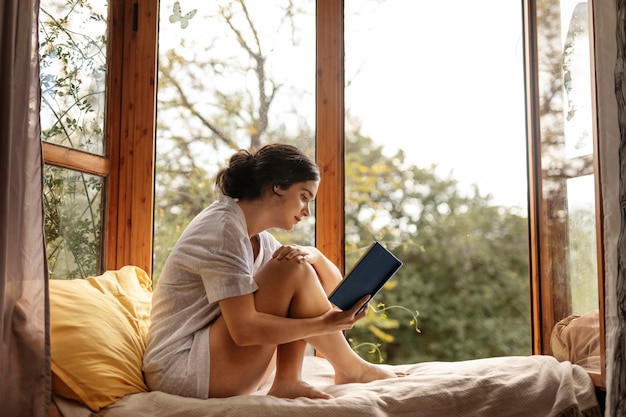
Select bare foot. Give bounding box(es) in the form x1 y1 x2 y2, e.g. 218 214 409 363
334 361 399 385
267 379 333 400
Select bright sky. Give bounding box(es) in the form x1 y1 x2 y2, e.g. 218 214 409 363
157 0 590 211
343 1 528 209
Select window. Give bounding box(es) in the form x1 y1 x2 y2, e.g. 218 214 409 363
39 0 158 278
342 0 530 364
40 0 605 385
153 0 317 281
39 0 109 278
527 0 604 386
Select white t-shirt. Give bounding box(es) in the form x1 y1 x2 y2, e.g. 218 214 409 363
143 195 281 397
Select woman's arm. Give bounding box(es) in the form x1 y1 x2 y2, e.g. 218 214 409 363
217 244 367 347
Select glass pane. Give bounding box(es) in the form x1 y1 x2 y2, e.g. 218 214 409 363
154 0 316 281
345 0 530 364
38 0 108 155
43 166 104 279
536 0 600 373
567 175 598 315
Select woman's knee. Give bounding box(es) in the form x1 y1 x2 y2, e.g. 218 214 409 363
256 258 318 288
253 259 323 316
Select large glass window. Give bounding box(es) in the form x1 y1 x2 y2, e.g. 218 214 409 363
343 0 530 364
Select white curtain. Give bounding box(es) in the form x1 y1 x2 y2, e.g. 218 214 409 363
596 1 626 416
0 0 50 416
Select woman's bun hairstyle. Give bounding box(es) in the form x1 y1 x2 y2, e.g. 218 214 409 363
215 143 320 200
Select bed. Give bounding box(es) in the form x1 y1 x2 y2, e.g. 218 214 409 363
49 267 602 417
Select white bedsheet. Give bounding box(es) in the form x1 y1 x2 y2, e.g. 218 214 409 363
54 355 601 417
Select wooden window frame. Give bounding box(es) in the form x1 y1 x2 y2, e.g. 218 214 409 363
315 0 345 273
42 0 158 276
103 0 158 275
523 0 606 388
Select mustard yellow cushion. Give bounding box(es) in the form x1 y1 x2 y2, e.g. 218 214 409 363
50 266 153 412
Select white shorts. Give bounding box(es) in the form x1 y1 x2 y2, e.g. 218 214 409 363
144 325 211 399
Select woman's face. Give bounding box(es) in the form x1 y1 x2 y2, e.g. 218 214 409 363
273 180 319 230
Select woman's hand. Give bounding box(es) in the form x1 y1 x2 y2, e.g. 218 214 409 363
272 245 320 264
272 245 343 295
322 295 371 332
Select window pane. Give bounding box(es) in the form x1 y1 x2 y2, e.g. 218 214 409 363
43 166 104 279
39 0 108 280
535 0 600 373
567 175 598 315
154 0 316 281
344 0 530 364
38 0 108 155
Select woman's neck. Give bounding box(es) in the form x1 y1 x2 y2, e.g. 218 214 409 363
237 199 271 237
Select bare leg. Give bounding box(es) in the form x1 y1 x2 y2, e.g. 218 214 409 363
208 317 277 397
209 258 330 398
209 258 396 399
307 330 397 385
253 260 333 399
256 259 397 391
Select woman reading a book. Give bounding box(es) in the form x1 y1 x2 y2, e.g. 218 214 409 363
143 143 397 401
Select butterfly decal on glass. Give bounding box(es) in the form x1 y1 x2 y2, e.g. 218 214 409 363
169 1 197 29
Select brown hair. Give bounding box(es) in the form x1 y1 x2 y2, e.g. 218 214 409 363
215 143 320 200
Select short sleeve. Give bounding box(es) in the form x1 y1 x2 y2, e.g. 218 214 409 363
198 224 259 302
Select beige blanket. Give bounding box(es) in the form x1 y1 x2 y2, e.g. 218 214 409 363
55 355 600 417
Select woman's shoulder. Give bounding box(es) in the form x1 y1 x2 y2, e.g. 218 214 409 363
192 196 245 226
170 197 247 251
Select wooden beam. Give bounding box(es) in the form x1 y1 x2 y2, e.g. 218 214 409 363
523 0 544 356
105 0 158 276
316 0 345 273
42 142 109 176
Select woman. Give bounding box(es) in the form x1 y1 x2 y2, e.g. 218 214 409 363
143 143 397 400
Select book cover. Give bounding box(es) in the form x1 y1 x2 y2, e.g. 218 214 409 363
328 241 403 312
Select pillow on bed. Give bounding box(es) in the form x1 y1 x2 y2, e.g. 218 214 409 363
49 265 153 412
550 308 601 369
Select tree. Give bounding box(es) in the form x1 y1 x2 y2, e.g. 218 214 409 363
343 127 530 364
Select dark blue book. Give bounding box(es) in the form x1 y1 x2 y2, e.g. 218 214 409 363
328 241 403 313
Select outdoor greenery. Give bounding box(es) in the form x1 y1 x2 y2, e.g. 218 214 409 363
39 0 107 279
38 0 595 363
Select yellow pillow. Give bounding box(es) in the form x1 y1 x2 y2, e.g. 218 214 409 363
50 266 153 412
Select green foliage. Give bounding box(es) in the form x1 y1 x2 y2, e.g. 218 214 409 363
43 167 103 279
343 131 530 363
39 0 107 279
39 0 107 153
349 301 421 363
